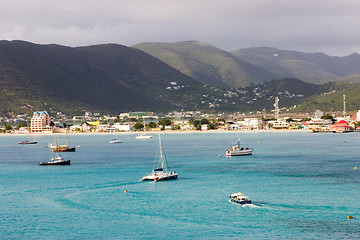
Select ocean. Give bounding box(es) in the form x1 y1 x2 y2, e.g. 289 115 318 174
1 132 360 239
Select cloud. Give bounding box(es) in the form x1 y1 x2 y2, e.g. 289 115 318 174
0 0 359 56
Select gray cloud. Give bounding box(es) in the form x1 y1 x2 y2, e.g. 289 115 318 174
0 0 359 56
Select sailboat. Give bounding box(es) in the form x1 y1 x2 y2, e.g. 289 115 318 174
140 134 178 181
50 132 80 152
226 137 253 156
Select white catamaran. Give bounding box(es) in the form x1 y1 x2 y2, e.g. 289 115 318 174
140 134 178 181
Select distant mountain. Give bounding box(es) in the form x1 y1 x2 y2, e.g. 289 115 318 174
231 47 360 84
0 40 218 115
133 41 279 88
1 40 359 116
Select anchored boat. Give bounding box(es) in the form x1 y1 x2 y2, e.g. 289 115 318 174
38 155 70 166
140 134 177 181
226 138 253 156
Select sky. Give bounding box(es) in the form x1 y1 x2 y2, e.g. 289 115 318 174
1 0 359 56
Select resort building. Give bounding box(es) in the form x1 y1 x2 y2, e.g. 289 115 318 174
30 111 51 133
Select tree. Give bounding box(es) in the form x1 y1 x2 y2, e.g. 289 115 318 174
147 122 157 129
200 118 209 125
18 121 28 128
321 114 335 123
4 123 13 131
158 119 172 130
133 122 144 130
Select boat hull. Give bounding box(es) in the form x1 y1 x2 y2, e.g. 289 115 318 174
18 141 37 144
135 136 152 139
140 173 178 181
226 149 253 156
51 147 76 152
38 160 71 166
229 198 252 205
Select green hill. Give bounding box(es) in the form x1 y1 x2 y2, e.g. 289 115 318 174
133 41 278 88
0 41 217 115
231 47 360 84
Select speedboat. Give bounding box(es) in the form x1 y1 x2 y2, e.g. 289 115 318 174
226 138 253 156
38 155 70 166
109 138 122 143
229 192 251 205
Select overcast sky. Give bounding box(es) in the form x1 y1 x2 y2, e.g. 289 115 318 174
1 0 359 56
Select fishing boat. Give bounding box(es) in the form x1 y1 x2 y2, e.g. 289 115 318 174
38 155 70 166
140 134 178 181
229 192 252 205
50 133 79 152
226 138 253 156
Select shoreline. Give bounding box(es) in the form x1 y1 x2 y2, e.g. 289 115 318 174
0 129 318 136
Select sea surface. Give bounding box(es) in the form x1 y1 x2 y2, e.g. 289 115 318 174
1 132 360 239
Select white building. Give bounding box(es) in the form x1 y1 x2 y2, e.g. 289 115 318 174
113 123 133 132
237 118 263 130
31 111 51 133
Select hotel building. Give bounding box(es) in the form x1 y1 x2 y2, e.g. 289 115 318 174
31 111 51 133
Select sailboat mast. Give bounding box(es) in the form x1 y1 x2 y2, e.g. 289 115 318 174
159 134 164 169
66 131 68 146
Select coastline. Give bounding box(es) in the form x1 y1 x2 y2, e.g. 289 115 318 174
0 129 313 136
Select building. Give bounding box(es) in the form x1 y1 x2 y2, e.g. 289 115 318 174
329 120 353 133
237 118 263 130
30 111 51 133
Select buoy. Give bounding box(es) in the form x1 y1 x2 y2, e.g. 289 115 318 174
355 167 357 170
347 215 354 219
124 190 128 193
259 141 261 143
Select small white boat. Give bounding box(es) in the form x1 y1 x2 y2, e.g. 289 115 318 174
109 137 122 143
140 134 178 181
226 138 253 156
135 133 152 139
229 192 251 205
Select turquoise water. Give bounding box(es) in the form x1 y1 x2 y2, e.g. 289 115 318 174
1 132 360 239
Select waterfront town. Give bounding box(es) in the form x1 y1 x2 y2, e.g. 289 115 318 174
1 106 360 134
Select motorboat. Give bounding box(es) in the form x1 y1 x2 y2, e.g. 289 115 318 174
135 133 152 139
226 138 253 156
229 192 252 205
18 140 37 144
140 134 178 181
38 155 70 166
109 138 122 143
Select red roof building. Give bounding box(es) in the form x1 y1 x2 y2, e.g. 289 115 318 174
329 120 353 133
